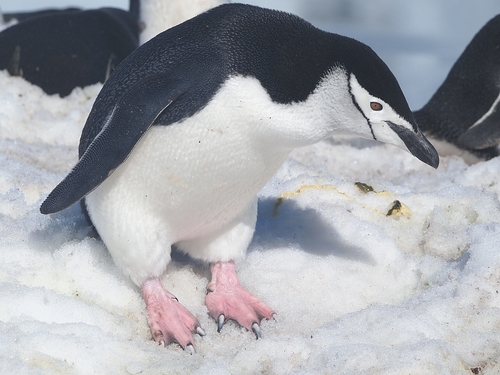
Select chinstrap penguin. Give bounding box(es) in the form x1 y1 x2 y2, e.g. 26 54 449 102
414 14 500 163
0 2 139 97
40 3 439 352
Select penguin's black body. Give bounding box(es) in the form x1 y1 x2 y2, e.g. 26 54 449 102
414 14 500 161
0 5 139 97
40 4 437 351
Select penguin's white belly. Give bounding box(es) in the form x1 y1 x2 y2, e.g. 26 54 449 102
97 120 287 240
84 77 297 283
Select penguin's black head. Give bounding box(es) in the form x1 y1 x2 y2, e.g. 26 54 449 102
332 36 439 168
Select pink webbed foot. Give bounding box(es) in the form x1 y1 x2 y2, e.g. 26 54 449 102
205 261 275 338
141 278 205 353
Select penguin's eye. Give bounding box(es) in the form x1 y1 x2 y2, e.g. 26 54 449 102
370 102 383 111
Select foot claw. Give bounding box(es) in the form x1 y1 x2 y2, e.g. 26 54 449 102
185 344 195 355
196 326 206 337
142 279 201 351
217 314 225 333
206 262 274 339
251 322 261 339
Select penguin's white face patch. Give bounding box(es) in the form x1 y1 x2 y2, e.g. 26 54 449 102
349 74 414 150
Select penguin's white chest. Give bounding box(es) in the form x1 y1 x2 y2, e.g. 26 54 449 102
85 76 294 246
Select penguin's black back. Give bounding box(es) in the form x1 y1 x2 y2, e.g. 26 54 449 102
0 8 139 97
79 3 414 156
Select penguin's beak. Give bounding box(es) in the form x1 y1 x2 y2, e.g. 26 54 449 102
387 121 439 168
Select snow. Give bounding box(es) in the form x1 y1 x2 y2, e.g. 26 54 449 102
1 1 500 374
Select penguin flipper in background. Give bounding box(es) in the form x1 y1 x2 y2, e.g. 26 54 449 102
414 14 500 161
458 99 500 149
40 75 189 214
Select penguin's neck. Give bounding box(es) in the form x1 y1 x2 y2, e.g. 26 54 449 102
139 0 226 44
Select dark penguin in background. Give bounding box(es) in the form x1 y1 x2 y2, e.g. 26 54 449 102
0 1 140 97
414 14 500 162
41 4 438 353
2 8 80 23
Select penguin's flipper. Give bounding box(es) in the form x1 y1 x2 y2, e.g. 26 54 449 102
40 75 189 214
458 104 500 149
